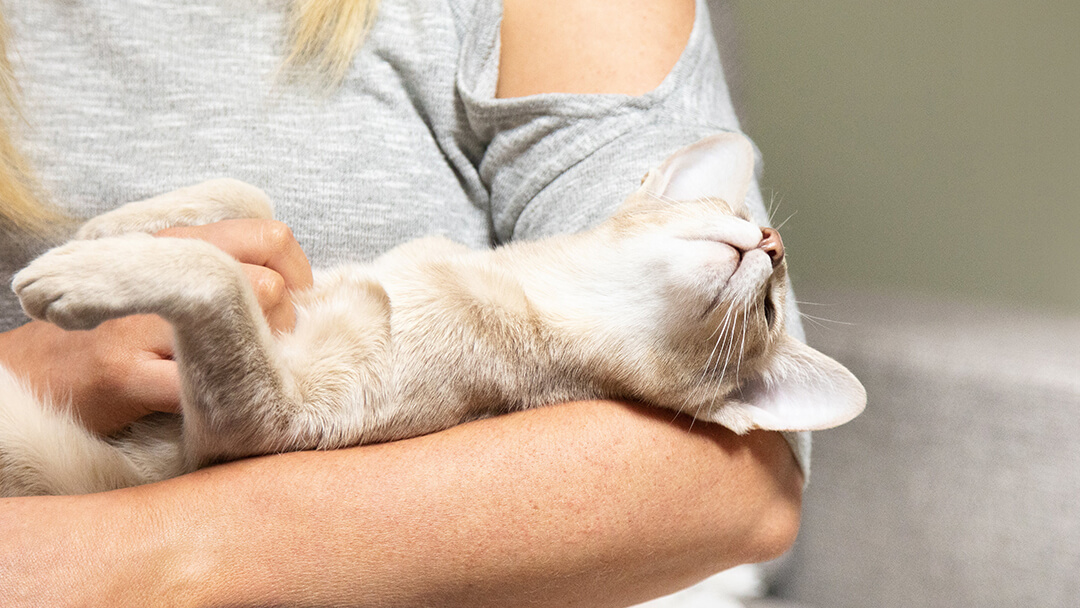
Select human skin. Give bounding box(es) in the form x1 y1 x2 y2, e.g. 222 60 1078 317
0 0 803 605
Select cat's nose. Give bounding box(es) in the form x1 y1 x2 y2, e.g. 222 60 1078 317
759 227 785 267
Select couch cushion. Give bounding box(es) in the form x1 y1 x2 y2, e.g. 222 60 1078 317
774 290 1080 608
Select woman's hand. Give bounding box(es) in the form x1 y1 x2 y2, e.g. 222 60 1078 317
156 219 313 331
0 218 312 435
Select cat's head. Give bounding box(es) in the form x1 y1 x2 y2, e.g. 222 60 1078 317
602 133 865 433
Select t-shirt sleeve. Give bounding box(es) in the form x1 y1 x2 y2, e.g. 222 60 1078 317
456 0 811 481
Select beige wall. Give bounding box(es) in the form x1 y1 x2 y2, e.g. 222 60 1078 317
728 2 1079 313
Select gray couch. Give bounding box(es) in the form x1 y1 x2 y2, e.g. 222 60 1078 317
768 289 1080 607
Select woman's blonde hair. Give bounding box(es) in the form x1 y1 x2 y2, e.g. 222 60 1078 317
0 0 379 232
0 10 59 234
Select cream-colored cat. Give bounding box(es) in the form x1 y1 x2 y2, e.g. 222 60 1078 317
0 133 864 496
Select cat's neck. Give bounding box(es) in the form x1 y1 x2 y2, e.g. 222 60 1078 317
492 227 669 348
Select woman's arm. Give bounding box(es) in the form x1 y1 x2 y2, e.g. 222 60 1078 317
0 400 800 608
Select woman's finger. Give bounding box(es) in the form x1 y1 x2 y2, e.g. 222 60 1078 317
157 219 313 292
64 315 180 432
127 358 182 415
240 263 296 332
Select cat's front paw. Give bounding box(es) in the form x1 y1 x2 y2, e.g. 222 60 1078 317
13 235 157 330
75 179 274 240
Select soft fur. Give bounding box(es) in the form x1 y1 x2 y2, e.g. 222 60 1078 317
1 133 865 496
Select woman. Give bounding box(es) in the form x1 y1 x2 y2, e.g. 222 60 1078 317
0 0 804 605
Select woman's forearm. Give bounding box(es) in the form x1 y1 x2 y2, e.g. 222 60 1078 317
1 400 801 608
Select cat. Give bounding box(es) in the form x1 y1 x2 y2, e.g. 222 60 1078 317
0 133 865 497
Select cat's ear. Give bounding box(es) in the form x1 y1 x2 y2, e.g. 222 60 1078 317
640 132 755 205
712 337 866 433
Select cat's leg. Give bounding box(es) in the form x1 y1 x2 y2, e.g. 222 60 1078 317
75 179 274 240
13 235 387 467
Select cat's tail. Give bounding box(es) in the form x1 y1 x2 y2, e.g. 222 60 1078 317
0 365 146 496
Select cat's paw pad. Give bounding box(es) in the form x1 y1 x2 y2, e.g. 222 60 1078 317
12 236 155 330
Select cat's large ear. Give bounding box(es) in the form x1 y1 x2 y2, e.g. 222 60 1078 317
640 132 756 205
710 337 866 433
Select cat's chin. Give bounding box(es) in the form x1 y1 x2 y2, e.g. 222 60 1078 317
724 248 774 295
697 247 774 314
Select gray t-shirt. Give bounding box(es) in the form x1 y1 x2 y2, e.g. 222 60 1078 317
1 0 809 474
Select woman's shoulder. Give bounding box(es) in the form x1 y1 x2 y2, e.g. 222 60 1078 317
496 0 695 98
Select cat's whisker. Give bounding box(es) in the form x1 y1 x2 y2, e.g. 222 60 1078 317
714 298 749 413
706 304 737 372
800 316 829 333
688 304 736 425
735 300 749 382
800 312 853 326
773 210 798 233
685 303 736 417
716 307 739 377
706 318 725 340
705 305 741 416
766 191 782 225
705 318 737 417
